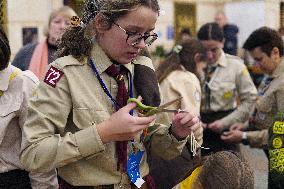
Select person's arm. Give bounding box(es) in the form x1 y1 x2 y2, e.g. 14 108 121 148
19 71 58 189
246 129 268 148
20 64 106 172
221 65 257 129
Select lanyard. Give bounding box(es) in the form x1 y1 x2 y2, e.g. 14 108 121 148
89 58 133 109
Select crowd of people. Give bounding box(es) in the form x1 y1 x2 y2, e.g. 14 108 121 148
1 0 284 189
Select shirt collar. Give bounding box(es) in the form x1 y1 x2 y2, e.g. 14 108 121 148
0 65 12 91
91 43 133 75
270 57 284 78
216 50 227 67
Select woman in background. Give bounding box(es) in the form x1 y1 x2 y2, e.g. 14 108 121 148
12 6 77 78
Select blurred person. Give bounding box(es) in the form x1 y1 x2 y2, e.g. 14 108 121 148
197 23 257 156
12 6 77 78
0 26 58 188
150 39 206 189
215 11 239 56
19 0 202 188
179 27 192 42
180 151 254 189
221 27 284 188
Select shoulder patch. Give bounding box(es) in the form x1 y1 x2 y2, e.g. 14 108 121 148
44 66 64 88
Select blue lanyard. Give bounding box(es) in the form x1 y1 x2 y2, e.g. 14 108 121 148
88 58 133 109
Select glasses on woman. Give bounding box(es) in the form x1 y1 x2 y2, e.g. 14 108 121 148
113 22 158 47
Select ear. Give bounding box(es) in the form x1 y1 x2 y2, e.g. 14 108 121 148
94 12 111 34
271 47 280 57
194 53 201 63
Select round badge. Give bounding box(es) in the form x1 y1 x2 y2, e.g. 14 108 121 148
272 137 283 149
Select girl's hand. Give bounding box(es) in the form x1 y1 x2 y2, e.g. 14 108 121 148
97 101 155 143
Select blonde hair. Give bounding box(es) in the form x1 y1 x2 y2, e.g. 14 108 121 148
44 6 77 36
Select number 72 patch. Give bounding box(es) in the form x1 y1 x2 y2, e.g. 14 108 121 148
44 66 64 88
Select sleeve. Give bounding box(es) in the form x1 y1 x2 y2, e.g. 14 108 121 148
18 73 59 188
12 43 36 71
221 65 257 129
247 129 268 149
276 86 284 113
146 121 188 160
20 65 105 173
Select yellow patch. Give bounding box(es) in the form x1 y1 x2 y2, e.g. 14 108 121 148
273 121 284 134
242 68 249 76
269 148 284 172
273 137 283 149
223 91 233 99
0 90 3 97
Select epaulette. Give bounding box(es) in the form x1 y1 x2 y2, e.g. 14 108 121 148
51 55 87 70
132 56 155 71
225 54 242 61
22 70 39 85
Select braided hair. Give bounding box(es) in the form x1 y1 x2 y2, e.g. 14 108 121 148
0 26 11 71
56 0 159 60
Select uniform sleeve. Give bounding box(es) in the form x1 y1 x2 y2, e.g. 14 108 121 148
20 65 105 172
276 87 284 113
222 65 257 129
18 73 59 188
247 129 268 148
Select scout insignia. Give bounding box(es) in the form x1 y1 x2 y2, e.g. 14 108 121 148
44 66 64 88
70 16 81 27
223 91 233 99
273 121 284 134
272 137 283 149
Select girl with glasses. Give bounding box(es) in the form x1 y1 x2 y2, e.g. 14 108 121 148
20 1 202 189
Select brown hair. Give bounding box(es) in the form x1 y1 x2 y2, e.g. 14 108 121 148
196 151 254 189
156 38 206 83
0 26 11 71
56 0 160 60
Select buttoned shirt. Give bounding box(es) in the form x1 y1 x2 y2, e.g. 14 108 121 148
21 43 187 188
200 51 257 129
247 58 284 148
0 65 58 188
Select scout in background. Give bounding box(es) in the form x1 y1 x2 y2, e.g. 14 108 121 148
12 6 77 78
0 26 58 188
150 39 206 189
197 22 257 156
20 0 202 189
221 27 284 189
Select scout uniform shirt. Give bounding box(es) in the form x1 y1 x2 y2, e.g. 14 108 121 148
0 65 58 188
21 43 187 188
159 68 201 116
200 50 257 129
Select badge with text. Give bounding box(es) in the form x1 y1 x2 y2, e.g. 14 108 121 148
44 66 64 88
127 150 145 188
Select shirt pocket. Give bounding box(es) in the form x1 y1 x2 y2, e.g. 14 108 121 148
0 95 22 117
209 81 236 105
72 108 111 130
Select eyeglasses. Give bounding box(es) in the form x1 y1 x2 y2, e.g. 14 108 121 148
113 22 158 46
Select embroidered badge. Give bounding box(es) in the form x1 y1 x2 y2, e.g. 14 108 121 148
44 66 64 88
272 137 283 149
258 112 266 120
223 91 233 99
273 121 284 134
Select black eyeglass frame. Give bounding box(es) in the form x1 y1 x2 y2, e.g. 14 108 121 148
113 22 158 46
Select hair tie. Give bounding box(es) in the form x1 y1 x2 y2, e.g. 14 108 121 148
173 44 183 54
70 16 86 28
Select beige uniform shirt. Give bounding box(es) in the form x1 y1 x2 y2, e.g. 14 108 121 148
21 44 187 187
159 68 201 115
0 65 58 189
247 58 284 148
201 51 257 129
